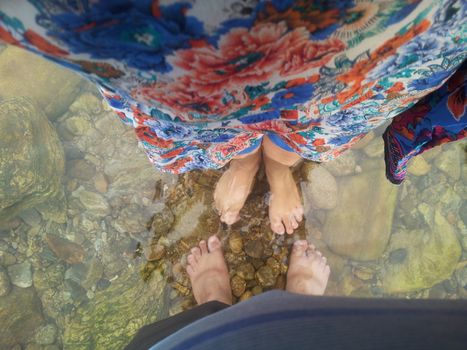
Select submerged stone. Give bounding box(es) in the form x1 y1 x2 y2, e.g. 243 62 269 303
34 324 58 345
435 146 461 180
236 262 255 280
244 240 264 259
0 286 45 349
231 275 246 297
324 150 357 176
407 156 431 176
63 268 166 350
255 265 275 287
302 166 338 210
0 266 11 296
7 261 33 288
18 208 43 227
381 211 461 293
0 98 65 223
228 232 244 254
323 168 398 261
46 234 85 264
143 244 166 262
113 204 151 235
363 138 384 157
0 46 82 120
66 159 96 181
73 187 110 217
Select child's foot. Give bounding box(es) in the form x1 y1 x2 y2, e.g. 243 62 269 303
264 155 303 235
186 235 232 305
286 240 330 295
214 150 260 225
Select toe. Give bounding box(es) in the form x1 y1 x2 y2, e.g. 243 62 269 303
324 265 331 276
207 235 222 252
283 217 294 235
294 213 303 223
271 219 285 235
186 265 195 276
187 254 197 267
292 240 308 257
290 215 299 229
199 240 208 254
321 256 327 265
308 250 322 263
293 206 304 220
191 247 201 261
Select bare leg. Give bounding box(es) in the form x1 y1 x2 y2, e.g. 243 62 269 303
262 136 303 235
286 240 330 295
186 235 232 305
214 147 261 225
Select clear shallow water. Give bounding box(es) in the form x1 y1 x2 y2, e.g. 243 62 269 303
0 45 466 350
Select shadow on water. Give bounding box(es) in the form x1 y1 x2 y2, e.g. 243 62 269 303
0 44 466 349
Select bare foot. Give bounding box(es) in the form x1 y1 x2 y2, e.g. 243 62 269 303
286 240 330 295
264 155 303 234
186 235 232 305
214 150 260 225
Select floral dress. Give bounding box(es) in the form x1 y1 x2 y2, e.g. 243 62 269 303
0 0 465 174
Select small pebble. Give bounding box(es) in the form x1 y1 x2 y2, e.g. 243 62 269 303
244 240 264 259
239 290 254 301
228 232 243 254
231 275 246 297
255 265 275 287
236 263 255 280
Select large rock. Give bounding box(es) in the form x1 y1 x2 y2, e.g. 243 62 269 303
435 145 461 180
381 211 461 293
322 167 398 261
302 165 338 210
0 287 45 349
0 98 65 223
0 46 83 120
324 150 357 176
63 267 167 350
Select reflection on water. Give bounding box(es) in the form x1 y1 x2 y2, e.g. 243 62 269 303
0 45 466 349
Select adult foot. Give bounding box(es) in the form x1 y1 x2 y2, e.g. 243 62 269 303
286 240 330 295
214 150 260 225
186 235 232 305
264 155 303 234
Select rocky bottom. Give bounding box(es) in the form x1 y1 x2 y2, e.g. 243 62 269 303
0 45 466 350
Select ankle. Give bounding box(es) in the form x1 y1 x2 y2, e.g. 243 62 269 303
231 153 260 171
200 290 232 305
264 157 292 185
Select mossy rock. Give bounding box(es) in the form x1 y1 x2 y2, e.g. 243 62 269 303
322 167 398 261
381 210 461 293
0 46 83 120
63 267 167 350
0 287 45 349
0 98 65 223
